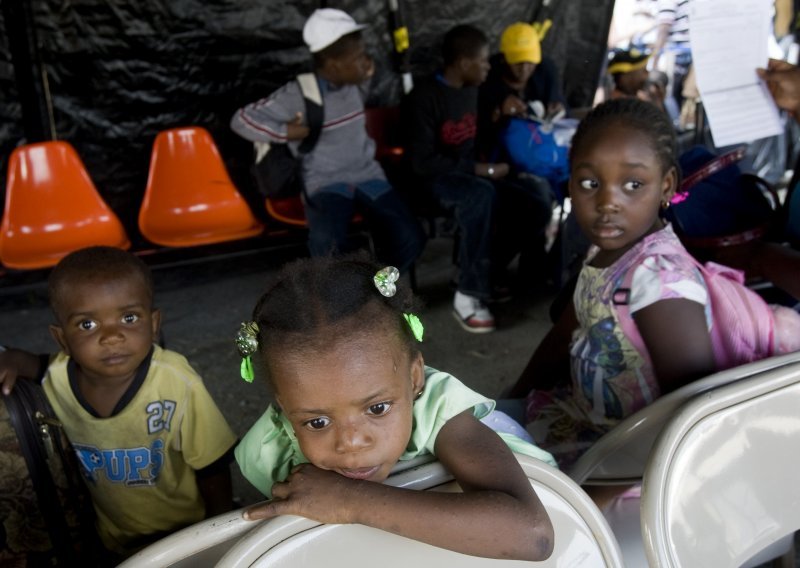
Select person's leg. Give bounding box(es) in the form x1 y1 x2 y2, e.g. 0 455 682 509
431 172 495 300
304 187 356 257
492 176 554 290
431 172 496 332
355 180 426 274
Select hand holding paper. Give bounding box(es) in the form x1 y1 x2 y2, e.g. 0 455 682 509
757 59 800 119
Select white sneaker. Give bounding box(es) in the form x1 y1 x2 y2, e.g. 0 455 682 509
453 291 496 333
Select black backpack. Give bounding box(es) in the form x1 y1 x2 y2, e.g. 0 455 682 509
250 73 325 199
0 377 100 565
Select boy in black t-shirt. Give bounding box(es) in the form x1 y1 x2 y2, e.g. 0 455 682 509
406 25 553 333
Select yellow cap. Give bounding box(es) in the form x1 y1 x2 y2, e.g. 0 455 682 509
500 23 541 65
607 47 652 75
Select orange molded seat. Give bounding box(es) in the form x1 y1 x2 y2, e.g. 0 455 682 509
265 195 363 227
0 141 130 270
139 127 264 247
364 106 405 162
265 196 308 227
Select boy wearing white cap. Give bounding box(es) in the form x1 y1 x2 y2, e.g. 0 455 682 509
231 8 424 273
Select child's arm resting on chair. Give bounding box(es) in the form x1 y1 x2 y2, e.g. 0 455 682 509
244 409 554 561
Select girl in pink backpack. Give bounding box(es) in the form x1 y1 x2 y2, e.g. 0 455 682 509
510 98 800 470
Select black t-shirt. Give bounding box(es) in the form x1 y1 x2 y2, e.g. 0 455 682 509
404 74 480 181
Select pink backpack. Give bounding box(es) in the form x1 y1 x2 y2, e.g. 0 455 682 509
612 240 775 371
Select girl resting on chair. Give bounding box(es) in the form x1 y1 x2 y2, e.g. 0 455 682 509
233 255 555 561
507 98 800 470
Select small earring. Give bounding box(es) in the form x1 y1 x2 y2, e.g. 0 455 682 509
415 387 424 400
661 200 670 209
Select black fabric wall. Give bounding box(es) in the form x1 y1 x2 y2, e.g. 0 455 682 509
0 0 613 242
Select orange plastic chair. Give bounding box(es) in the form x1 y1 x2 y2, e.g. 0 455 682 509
0 141 130 270
265 195 308 227
265 196 364 227
364 106 404 163
139 127 264 247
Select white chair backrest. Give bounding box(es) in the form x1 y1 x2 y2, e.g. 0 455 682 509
640 358 800 568
215 454 624 568
116 509 256 568
116 456 442 567
568 352 800 485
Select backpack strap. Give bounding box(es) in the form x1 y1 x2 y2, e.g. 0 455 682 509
252 73 325 164
296 72 324 155
611 253 651 367
610 236 693 366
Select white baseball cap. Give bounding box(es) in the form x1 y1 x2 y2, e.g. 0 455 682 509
302 8 367 53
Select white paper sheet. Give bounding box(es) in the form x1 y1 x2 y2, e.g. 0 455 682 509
689 0 783 146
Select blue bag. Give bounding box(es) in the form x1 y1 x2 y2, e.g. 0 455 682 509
502 117 577 198
665 145 778 248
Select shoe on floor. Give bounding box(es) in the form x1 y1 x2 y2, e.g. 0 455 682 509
453 291 496 333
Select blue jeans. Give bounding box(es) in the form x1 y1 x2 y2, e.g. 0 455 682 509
305 180 425 273
430 172 554 299
431 172 495 299
492 175 554 283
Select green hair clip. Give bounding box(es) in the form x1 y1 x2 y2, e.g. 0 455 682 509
236 321 260 383
373 267 423 342
404 313 424 342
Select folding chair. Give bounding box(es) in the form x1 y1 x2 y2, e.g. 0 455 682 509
121 454 623 568
138 127 264 247
641 355 800 567
575 353 800 567
0 141 130 270
214 454 623 568
568 351 800 486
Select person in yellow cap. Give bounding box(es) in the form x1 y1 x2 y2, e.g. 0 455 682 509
478 22 566 143
475 22 566 292
607 46 652 99
605 46 674 119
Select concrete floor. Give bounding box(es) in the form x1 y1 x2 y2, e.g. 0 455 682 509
0 234 556 507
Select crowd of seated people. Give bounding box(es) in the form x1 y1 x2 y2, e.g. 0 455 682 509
3 5 800 565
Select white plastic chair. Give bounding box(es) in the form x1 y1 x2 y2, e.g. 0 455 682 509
568 351 800 486
121 454 623 567
117 456 438 568
116 508 256 567
214 453 624 568
640 356 800 567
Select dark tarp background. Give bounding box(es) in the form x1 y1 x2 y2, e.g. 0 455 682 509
0 0 613 246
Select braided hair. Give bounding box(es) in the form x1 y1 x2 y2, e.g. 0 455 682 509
570 98 680 184
251 253 420 385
